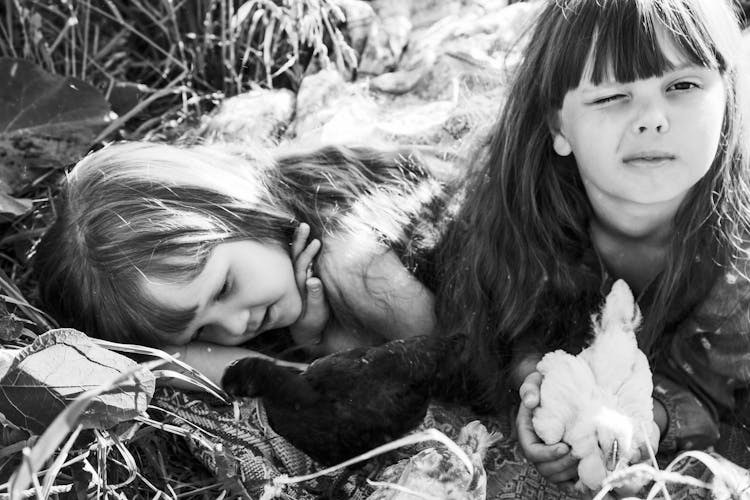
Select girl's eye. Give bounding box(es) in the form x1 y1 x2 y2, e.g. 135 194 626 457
215 279 231 301
669 81 699 92
593 94 626 105
191 326 204 342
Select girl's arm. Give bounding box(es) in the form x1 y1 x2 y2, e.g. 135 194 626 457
318 235 436 344
161 342 306 388
652 269 750 454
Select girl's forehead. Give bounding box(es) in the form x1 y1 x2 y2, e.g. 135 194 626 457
577 24 706 86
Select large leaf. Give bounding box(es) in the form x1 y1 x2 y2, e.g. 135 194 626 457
0 58 116 215
0 329 155 435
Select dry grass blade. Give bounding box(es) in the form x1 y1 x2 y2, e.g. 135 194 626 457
105 456 174 499
89 338 230 403
99 430 138 490
134 416 192 439
150 370 227 402
0 484 74 500
40 423 82 499
0 268 54 331
6 358 166 498
93 71 189 143
269 428 473 491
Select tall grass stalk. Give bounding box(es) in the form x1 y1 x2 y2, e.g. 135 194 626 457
2 0 356 138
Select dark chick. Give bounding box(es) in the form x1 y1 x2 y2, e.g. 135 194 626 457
221 334 466 465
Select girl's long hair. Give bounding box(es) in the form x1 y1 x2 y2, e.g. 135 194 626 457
34 142 443 346
434 0 750 410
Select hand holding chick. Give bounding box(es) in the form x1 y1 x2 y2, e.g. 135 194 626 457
527 280 659 492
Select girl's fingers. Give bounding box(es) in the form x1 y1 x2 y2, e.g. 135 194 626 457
517 404 571 462
519 371 542 409
290 277 329 346
526 441 570 464
294 239 321 289
291 223 310 259
534 454 579 481
516 402 568 461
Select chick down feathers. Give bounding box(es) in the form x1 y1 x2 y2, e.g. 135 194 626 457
532 279 655 491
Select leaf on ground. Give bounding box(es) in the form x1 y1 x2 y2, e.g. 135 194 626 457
0 192 33 217
0 57 116 199
0 329 155 434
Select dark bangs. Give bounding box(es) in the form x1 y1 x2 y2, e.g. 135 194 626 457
540 0 733 109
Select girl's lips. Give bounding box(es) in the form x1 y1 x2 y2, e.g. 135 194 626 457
244 308 271 336
259 306 273 332
623 158 675 168
622 152 676 162
622 152 676 168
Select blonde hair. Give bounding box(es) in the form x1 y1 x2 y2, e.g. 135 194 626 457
36 141 442 345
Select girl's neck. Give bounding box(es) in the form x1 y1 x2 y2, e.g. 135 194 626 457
590 205 676 293
588 188 682 244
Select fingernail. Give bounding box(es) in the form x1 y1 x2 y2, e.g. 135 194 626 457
556 444 568 455
309 281 321 293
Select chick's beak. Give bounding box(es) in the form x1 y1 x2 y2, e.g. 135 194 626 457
606 440 619 472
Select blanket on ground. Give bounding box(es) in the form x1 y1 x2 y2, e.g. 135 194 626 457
152 388 750 500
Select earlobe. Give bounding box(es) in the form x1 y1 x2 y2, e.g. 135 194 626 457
552 134 573 157
548 111 572 157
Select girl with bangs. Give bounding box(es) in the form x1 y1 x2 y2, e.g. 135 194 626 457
34 142 450 385
31 0 750 495
433 0 750 487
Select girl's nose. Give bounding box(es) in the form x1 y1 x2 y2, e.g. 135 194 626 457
631 98 670 135
219 307 251 337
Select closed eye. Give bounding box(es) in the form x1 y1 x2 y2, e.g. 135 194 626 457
214 278 232 302
592 94 626 105
191 326 204 342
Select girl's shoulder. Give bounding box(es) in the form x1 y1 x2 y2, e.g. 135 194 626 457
686 255 750 333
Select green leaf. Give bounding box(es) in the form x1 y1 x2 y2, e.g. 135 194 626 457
0 329 155 435
0 58 114 135
0 58 116 215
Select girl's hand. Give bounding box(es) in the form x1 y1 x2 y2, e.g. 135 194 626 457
289 223 329 346
630 419 661 465
516 371 579 483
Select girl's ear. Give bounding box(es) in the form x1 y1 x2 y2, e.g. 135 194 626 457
548 112 573 157
553 134 573 157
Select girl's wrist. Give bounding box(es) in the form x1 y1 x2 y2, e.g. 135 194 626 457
652 397 668 435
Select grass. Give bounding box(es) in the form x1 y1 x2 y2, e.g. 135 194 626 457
1 0 356 139
2 1 748 498
0 0 357 497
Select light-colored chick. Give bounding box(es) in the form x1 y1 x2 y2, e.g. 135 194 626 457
532 280 655 492
367 421 502 500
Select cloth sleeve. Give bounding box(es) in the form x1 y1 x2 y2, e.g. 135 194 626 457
654 269 750 454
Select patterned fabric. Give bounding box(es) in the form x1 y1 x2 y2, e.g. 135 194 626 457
654 267 750 468
150 389 749 499
148 250 750 498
